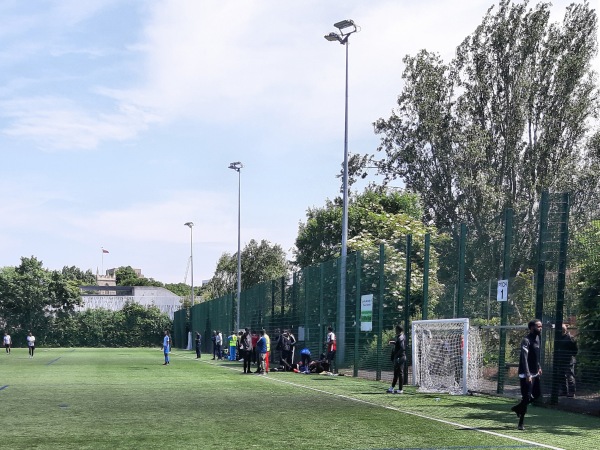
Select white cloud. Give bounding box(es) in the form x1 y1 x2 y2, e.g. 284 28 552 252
2 0 589 152
1 96 159 150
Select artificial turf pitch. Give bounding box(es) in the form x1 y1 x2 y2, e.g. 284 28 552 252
0 348 597 449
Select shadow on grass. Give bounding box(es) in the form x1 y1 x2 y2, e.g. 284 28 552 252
420 397 598 437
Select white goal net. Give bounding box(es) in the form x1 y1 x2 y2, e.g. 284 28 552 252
411 318 483 395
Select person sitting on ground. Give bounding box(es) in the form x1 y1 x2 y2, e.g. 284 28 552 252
308 354 330 374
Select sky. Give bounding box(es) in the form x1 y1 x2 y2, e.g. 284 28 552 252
1 0 597 285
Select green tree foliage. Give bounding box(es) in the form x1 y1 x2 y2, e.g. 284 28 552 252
202 252 237 299
115 266 139 285
241 239 289 288
115 266 162 287
46 304 172 347
120 302 172 347
203 240 288 299
0 257 82 344
164 282 199 299
295 187 444 318
61 266 96 285
295 187 424 267
573 220 600 384
0 258 173 347
367 0 600 279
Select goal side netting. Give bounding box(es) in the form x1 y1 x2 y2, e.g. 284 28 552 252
411 318 483 395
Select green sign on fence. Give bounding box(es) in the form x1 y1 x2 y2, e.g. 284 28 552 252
361 294 373 331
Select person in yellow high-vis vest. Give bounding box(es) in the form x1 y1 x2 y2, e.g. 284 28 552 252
228 332 238 361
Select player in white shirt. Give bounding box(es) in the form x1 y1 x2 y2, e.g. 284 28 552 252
3 332 11 354
27 332 36 358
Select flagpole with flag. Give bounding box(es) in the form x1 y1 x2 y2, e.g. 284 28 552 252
101 248 109 274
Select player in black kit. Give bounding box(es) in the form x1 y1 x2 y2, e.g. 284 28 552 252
511 319 543 430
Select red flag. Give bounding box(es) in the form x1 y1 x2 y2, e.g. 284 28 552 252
102 249 109 254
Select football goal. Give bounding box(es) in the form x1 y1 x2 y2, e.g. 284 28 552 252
412 318 483 395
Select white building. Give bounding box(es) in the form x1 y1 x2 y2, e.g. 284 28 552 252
79 286 182 319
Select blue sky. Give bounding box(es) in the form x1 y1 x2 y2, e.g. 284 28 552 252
0 0 594 284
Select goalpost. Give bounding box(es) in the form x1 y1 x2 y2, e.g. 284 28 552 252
411 318 483 395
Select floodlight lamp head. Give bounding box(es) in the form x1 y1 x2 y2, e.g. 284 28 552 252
324 32 342 43
228 161 243 171
184 222 194 228
333 19 357 35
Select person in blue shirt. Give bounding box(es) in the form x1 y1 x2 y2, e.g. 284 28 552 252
256 330 268 374
162 330 171 365
300 348 311 374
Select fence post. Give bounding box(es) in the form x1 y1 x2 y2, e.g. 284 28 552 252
320 263 325 354
354 251 362 377
377 243 385 381
404 234 412 383
457 224 467 318
271 279 276 333
422 233 430 320
292 271 297 329
280 276 285 324
551 192 570 405
497 208 513 394
535 191 549 321
304 268 309 343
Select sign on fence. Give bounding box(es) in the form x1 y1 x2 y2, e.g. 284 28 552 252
361 294 373 331
497 279 508 302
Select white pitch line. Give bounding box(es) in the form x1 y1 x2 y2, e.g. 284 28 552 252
175 353 565 450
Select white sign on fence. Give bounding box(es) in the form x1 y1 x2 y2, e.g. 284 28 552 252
497 279 509 302
360 294 373 331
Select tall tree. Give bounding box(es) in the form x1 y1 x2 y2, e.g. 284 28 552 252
295 187 424 267
295 187 443 318
203 240 288 299
368 0 600 278
61 266 96 285
115 266 162 287
572 220 600 382
201 253 237 299
240 239 289 289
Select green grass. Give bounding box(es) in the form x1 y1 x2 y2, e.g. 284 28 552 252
1 348 598 449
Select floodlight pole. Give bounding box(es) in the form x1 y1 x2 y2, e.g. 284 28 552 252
325 19 358 368
229 162 243 331
184 222 194 306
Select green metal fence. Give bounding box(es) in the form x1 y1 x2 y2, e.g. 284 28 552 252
176 191 598 415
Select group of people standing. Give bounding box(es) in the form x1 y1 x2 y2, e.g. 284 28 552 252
205 328 271 372
3 331 36 358
202 326 338 376
210 330 224 360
